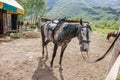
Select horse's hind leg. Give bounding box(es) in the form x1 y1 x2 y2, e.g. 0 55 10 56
59 45 67 69
40 26 45 57
50 44 58 67
41 37 45 57
44 40 50 59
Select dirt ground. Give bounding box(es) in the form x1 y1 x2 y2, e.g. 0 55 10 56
0 31 114 80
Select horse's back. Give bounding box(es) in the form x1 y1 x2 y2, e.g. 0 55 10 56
54 23 79 42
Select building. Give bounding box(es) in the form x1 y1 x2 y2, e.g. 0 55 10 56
0 0 24 34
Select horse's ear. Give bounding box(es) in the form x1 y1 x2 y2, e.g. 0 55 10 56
88 24 92 31
61 17 66 22
80 19 83 25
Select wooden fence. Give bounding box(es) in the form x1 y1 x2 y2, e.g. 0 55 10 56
105 54 120 80
105 34 120 80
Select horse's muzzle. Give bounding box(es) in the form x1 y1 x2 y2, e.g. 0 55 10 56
80 42 89 52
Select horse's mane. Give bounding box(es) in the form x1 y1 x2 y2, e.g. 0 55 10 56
41 18 89 23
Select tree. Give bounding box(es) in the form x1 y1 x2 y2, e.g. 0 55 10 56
17 0 46 22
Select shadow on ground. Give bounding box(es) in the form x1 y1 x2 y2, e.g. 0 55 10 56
32 57 58 80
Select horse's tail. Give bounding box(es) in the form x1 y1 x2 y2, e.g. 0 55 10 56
40 24 45 38
95 32 120 62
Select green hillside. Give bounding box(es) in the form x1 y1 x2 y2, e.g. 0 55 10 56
46 0 120 21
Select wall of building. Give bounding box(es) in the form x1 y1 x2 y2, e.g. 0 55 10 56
0 9 18 34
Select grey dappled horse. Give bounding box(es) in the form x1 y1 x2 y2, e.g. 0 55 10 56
39 18 92 68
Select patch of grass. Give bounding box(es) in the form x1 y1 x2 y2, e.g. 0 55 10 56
10 35 21 39
92 20 120 35
94 28 116 35
31 25 37 29
117 74 120 80
102 74 120 80
5 32 11 36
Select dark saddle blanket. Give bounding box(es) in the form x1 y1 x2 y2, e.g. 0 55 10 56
47 20 59 31
48 23 57 31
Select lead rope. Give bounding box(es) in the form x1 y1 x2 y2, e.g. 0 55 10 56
80 51 93 63
81 51 87 61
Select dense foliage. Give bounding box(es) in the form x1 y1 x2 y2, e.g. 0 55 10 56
17 0 46 21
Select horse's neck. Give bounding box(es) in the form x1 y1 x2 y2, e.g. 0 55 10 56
57 23 79 37
54 22 64 32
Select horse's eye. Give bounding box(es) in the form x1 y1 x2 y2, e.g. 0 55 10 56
81 29 83 31
83 33 85 35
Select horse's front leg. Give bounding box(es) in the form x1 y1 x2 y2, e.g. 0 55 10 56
59 44 67 69
50 44 58 68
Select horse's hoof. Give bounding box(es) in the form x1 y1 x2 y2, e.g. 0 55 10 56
50 63 53 68
42 55 44 58
50 65 53 68
59 67 63 71
50 67 53 71
45 55 48 59
59 65 63 71
44 57 48 62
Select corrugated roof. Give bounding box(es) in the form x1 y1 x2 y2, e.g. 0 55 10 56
0 0 24 14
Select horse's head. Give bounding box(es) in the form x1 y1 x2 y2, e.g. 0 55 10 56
78 19 92 52
106 32 111 40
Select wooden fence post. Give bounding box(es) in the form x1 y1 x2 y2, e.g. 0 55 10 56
106 52 120 80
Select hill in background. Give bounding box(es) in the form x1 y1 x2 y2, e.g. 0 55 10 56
46 0 120 21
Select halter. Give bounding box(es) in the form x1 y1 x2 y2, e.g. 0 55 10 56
78 25 92 62
79 26 91 44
